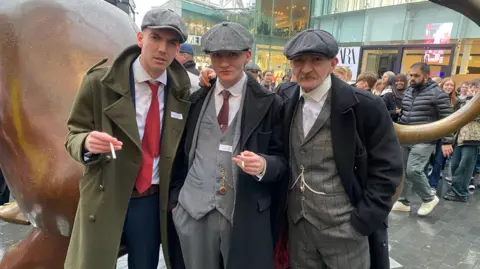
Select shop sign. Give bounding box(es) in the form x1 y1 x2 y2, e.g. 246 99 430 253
187 35 202 46
337 47 361 81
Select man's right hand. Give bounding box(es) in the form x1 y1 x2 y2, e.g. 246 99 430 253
84 131 123 154
199 68 217 87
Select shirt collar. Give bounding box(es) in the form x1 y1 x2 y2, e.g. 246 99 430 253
215 72 247 97
299 75 332 102
133 56 167 85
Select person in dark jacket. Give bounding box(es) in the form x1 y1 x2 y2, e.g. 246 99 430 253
278 29 403 269
176 43 200 76
392 62 453 216
383 74 407 121
169 22 286 269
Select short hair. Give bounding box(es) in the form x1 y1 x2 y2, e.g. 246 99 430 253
357 72 377 89
410 62 430 75
262 70 273 76
334 66 349 76
346 68 352 81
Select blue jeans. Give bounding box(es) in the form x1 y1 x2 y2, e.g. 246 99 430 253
122 193 161 269
424 140 444 189
475 153 480 174
450 146 480 199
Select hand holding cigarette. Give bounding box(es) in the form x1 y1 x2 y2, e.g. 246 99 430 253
84 131 122 155
232 151 266 176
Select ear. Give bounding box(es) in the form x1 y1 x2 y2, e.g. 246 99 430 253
330 57 339 73
244 51 252 65
136 32 144 48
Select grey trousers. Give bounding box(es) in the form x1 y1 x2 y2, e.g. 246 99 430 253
172 204 232 269
289 218 370 269
399 143 436 204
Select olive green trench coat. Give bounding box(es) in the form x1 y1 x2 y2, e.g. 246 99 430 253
64 45 191 269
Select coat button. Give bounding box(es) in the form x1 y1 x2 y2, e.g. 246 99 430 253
105 155 112 162
354 166 358 170
301 196 305 201
88 215 96 222
99 185 104 191
300 149 306 154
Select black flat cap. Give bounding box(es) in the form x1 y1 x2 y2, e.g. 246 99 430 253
283 29 339 60
141 8 188 43
201 22 254 53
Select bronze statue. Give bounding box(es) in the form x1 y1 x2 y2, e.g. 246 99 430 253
0 0 478 268
0 0 137 268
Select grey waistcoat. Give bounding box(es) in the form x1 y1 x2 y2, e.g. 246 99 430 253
178 84 244 223
287 92 354 231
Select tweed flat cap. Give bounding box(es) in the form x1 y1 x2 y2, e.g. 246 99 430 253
283 29 339 60
141 8 188 43
201 22 254 53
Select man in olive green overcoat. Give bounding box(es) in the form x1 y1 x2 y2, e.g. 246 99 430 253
64 8 190 269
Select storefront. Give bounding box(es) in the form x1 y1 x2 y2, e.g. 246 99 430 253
311 0 480 79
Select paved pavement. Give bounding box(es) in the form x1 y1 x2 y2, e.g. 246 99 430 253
2 181 480 268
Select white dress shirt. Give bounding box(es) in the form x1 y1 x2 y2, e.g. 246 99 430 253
133 56 167 185
214 72 247 124
299 75 332 137
213 72 265 179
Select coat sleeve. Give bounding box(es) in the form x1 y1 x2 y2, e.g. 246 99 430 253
382 93 398 121
64 74 99 166
169 129 187 211
350 97 403 236
258 95 287 183
436 91 454 144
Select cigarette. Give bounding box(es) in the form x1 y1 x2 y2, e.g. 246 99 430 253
241 152 245 168
109 142 117 159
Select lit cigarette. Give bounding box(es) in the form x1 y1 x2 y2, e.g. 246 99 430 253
241 152 245 168
109 142 117 159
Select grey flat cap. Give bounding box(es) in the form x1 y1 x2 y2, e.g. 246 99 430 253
141 8 188 43
201 22 254 53
245 63 261 72
284 29 339 60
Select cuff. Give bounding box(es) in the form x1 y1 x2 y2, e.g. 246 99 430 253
255 156 267 181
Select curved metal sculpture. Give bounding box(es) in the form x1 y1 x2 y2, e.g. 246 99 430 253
0 0 137 268
0 0 477 268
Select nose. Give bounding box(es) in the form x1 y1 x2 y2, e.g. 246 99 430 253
157 40 167 53
301 61 313 73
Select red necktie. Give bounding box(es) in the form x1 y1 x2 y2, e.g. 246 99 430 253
135 81 161 194
217 90 231 133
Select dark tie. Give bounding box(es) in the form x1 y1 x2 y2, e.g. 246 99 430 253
217 90 231 133
135 81 161 193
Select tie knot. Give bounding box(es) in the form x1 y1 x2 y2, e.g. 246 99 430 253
146 81 160 95
222 90 231 100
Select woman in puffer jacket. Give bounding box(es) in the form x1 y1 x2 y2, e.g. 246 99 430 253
444 79 480 202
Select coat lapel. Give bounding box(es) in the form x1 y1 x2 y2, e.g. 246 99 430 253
330 75 359 195
102 46 142 151
240 75 275 148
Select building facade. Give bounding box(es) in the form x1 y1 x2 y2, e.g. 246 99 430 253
311 0 480 79
156 0 479 81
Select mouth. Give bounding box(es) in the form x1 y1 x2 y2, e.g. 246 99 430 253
153 57 167 64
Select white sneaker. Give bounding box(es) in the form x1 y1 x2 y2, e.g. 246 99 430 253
392 201 411 212
417 196 439 216
430 188 437 195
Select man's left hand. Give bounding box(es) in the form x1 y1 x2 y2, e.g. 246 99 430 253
232 151 265 176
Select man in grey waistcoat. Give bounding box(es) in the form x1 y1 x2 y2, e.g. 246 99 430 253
276 29 403 269
169 22 286 269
